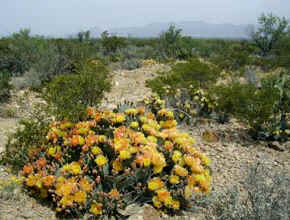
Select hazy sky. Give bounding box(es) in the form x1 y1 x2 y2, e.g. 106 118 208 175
0 0 289 36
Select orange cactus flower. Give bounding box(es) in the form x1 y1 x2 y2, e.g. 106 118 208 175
137 106 145 115
135 155 144 167
87 107 94 117
71 135 79 146
42 175 55 187
108 189 121 200
23 164 33 175
36 158 47 170
156 188 171 203
85 134 98 147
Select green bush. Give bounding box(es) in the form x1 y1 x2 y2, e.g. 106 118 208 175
0 71 12 103
100 31 127 55
146 57 220 97
146 58 220 122
0 29 38 75
213 73 290 141
210 43 252 75
0 105 50 172
43 61 112 121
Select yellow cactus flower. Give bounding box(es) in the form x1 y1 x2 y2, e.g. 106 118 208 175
90 203 103 216
119 150 131 160
113 113 126 123
129 146 138 154
166 111 174 119
201 154 211 166
47 147 56 156
147 135 157 143
73 191 87 203
91 146 102 155
98 135 107 143
113 159 123 172
95 155 108 167
143 158 151 167
59 195 74 208
174 165 188 177
153 165 164 174
130 121 139 129
139 116 148 124
56 176 66 184
148 177 164 191
172 150 182 163
169 175 180 184
125 108 138 115
172 200 180 210
70 162 82 175
26 175 36 187
152 196 162 208
79 178 93 192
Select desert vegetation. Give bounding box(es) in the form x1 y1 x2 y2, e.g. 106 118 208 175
0 13 289 219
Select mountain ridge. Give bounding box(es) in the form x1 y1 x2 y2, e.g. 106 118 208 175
89 21 251 39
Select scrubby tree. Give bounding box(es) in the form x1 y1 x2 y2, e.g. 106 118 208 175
100 31 126 55
158 24 183 58
250 13 289 56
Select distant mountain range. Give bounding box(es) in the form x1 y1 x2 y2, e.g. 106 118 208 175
89 21 251 39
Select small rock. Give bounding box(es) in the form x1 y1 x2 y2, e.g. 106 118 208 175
268 141 285 152
128 204 160 220
118 203 143 216
202 130 219 143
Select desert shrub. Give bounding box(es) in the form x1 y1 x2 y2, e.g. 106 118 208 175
202 162 290 220
17 106 212 218
21 42 71 89
0 71 12 103
213 73 290 141
0 105 50 171
0 176 23 201
143 88 217 125
210 43 252 76
146 57 220 96
43 61 111 122
274 34 290 70
120 58 142 70
157 25 193 61
146 58 220 122
0 29 39 75
100 31 127 55
116 45 155 60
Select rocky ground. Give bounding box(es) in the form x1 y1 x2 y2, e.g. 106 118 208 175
0 64 289 220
